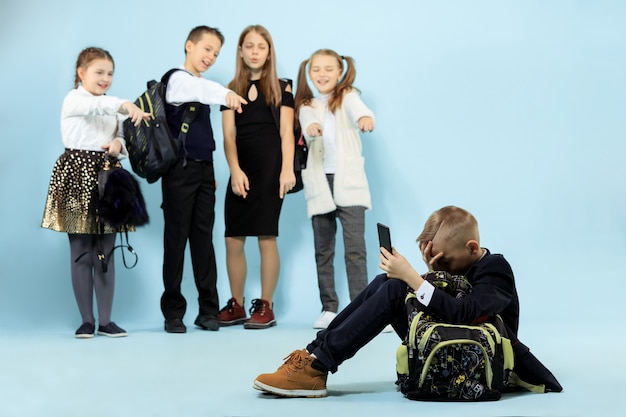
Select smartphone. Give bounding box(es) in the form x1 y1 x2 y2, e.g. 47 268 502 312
377 223 392 254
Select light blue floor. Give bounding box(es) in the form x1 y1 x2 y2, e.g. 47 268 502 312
0 320 610 417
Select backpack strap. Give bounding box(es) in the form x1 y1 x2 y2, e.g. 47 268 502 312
271 78 305 163
269 78 292 130
72 221 110 273
177 103 199 167
161 69 200 167
114 229 139 269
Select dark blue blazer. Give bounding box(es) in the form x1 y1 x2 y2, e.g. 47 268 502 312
427 250 562 392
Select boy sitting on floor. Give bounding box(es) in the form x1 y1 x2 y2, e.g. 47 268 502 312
254 205 562 398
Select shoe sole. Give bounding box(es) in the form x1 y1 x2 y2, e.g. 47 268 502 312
218 318 247 326
75 334 94 339
244 320 277 330
165 328 187 333
164 320 187 333
194 322 219 331
97 331 128 338
253 380 327 398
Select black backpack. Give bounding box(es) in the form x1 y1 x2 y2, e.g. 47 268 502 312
395 271 515 401
124 69 199 183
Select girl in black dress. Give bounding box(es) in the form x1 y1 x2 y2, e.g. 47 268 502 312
218 25 296 329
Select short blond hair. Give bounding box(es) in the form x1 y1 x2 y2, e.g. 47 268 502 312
417 206 479 249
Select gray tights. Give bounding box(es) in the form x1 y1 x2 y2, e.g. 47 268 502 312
68 233 116 326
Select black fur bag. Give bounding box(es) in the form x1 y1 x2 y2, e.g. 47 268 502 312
98 153 149 229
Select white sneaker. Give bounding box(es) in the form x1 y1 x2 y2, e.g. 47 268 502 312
381 324 394 333
313 311 337 329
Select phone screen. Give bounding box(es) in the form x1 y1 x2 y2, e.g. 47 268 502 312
377 223 392 253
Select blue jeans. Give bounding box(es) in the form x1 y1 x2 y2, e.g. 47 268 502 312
306 274 409 373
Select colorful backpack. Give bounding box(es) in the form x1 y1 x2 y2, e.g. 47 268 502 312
396 271 515 401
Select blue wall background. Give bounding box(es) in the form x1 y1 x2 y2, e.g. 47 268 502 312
1 0 624 332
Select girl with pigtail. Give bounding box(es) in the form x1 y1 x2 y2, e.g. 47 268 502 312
41 47 150 338
295 49 376 329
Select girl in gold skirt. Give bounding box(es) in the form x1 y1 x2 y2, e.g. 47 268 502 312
41 47 149 338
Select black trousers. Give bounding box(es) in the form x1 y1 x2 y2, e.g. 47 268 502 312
306 274 408 373
160 160 219 319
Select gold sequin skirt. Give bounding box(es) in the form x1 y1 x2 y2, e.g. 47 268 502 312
41 149 125 234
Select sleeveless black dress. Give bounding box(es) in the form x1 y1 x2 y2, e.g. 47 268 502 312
223 80 294 236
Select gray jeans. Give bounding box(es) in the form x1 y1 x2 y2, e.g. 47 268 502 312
312 174 368 313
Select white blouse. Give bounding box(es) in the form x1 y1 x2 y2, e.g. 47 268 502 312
60 86 128 156
318 93 337 174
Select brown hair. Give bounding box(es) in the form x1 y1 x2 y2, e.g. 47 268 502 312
227 25 281 107
185 25 225 54
295 49 357 115
417 206 480 249
73 47 114 89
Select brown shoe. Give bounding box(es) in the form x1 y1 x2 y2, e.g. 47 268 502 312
254 349 328 397
244 299 276 329
217 298 247 326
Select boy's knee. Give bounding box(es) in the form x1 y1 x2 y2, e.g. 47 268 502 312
380 275 407 297
370 273 388 286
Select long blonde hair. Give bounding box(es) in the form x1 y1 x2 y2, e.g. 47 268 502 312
294 49 357 114
227 25 281 107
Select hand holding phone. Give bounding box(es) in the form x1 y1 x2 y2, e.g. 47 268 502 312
377 223 392 254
